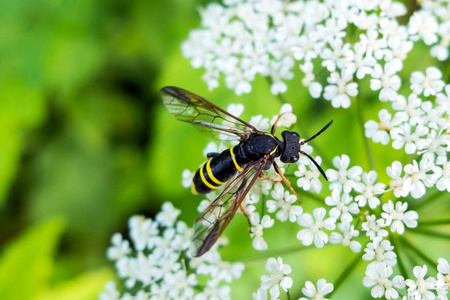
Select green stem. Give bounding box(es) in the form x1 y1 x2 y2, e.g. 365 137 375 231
301 190 326 205
355 96 375 171
261 193 266 217
390 235 408 279
328 251 364 297
399 235 438 269
286 290 291 300
238 245 309 263
411 228 450 240
418 219 450 226
409 189 446 211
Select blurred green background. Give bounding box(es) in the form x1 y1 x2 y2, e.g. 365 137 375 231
0 0 448 299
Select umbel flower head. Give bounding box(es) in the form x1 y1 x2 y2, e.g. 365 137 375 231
100 202 244 300
103 0 449 299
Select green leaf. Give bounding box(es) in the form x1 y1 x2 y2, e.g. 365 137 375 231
0 218 65 300
38 268 114 300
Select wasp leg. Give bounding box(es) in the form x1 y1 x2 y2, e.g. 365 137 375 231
271 112 290 134
273 162 301 204
259 173 282 183
206 152 220 159
239 204 252 233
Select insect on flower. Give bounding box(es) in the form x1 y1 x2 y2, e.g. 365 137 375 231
161 86 332 257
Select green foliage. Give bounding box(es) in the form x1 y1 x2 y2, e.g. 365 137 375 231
0 219 64 299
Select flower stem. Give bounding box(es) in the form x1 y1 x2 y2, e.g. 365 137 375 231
390 234 409 279
261 193 266 217
409 189 446 211
417 219 450 226
328 251 364 297
354 96 375 171
410 228 450 240
286 290 291 300
398 235 438 269
238 245 309 263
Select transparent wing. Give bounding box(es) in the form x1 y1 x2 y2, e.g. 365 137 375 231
190 160 267 257
161 86 259 141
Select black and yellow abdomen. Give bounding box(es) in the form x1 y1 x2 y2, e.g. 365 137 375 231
192 146 248 194
192 134 280 194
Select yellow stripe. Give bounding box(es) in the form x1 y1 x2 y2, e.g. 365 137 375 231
270 145 278 156
200 164 219 190
230 146 243 171
191 182 198 194
206 159 224 185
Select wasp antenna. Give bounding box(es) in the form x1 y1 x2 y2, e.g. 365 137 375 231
301 120 333 145
300 151 328 181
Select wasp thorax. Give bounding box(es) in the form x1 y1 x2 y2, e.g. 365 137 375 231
280 131 300 163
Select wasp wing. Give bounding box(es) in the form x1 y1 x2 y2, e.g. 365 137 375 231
161 86 259 141
190 159 267 257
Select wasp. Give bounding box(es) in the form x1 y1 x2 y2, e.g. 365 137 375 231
161 86 332 257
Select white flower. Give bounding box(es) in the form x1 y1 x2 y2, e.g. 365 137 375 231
362 237 397 267
345 42 376 79
420 101 446 130
408 12 439 45
325 190 359 223
392 94 423 126
102 202 244 299
297 207 336 248
251 213 275 251
250 115 271 131
436 258 450 296
410 67 445 96
323 68 358 108
156 202 181 227
386 161 408 198
295 156 323 193
268 57 294 95
363 262 405 299
299 279 334 300
359 29 387 60
107 233 131 261
364 109 402 145
309 82 323 99
329 222 361 253
434 161 450 192
381 200 418 234
99 282 120 300
195 279 231 300
354 171 386 209
320 38 351 72
129 216 159 251
362 214 388 241
405 265 437 300
182 169 195 189
166 270 198 299
436 84 450 115
300 61 315 86
390 123 429 154
326 154 363 193
370 62 401 102
403 158 435 199
252 287 268 300
266 183 303 223
260 257 293 297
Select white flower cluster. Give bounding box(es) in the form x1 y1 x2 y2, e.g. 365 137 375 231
365 67 449 199
182 0 450 108
363 258 450 300
173 0 450 299
99 202 244 300
253 257 333 300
